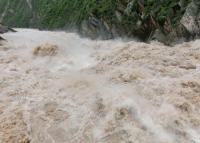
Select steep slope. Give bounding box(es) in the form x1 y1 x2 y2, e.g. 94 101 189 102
1 0 199 43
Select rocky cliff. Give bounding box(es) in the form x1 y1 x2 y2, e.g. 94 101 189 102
0 0 200 44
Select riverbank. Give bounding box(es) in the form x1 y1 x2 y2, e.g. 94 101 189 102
0 29 200 143
1 0 200 44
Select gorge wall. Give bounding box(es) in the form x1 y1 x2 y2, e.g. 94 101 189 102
0 0 200 44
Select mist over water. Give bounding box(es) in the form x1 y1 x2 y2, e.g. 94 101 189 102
0 29 200 143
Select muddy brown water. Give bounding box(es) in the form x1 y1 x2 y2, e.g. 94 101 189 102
0 29 200 143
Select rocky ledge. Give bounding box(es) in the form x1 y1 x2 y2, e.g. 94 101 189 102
80 0 200 45
0 23 16 41
0 0 199 45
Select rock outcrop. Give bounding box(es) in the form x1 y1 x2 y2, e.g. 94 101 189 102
0 36 5 41
79 0 196 45
181 0 200 38
0 24 5 41
0 23 16 41
0 23 14 34
0 0 200 44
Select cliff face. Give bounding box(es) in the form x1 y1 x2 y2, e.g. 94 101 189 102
0 0 199 44
181 0 200 37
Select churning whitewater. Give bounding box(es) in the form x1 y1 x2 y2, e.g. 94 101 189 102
0 29 200 143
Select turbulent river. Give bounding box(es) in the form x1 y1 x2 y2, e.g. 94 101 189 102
0 29 200 143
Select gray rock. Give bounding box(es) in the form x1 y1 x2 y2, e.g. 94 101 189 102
152 29 167 42
0 24 8 34
0 23 16 34
193 0 200 6
0 24 16 41
181 0 200 37
0 36 5 41
80 16 112 40
115 11 122 22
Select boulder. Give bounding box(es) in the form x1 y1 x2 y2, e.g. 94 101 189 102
0 23 16 34
33 43 58 57
0 23 16 41
80 16 113 40
0 24 9 34
0 36 5 41
180 0 200 37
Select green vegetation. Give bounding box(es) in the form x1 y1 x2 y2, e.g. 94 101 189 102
32 0 118 29
0 0 192 40
0 0 31 27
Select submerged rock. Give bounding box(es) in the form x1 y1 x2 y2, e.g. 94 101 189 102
33 43 58 56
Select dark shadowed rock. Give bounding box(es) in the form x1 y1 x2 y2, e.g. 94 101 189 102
0 23 16 41
0 24 9 34
0 36 5 41
0 23 16 34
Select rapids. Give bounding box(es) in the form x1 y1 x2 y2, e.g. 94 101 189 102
0 29 200 143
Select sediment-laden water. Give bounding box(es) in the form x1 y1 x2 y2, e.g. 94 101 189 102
0 29 200 143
